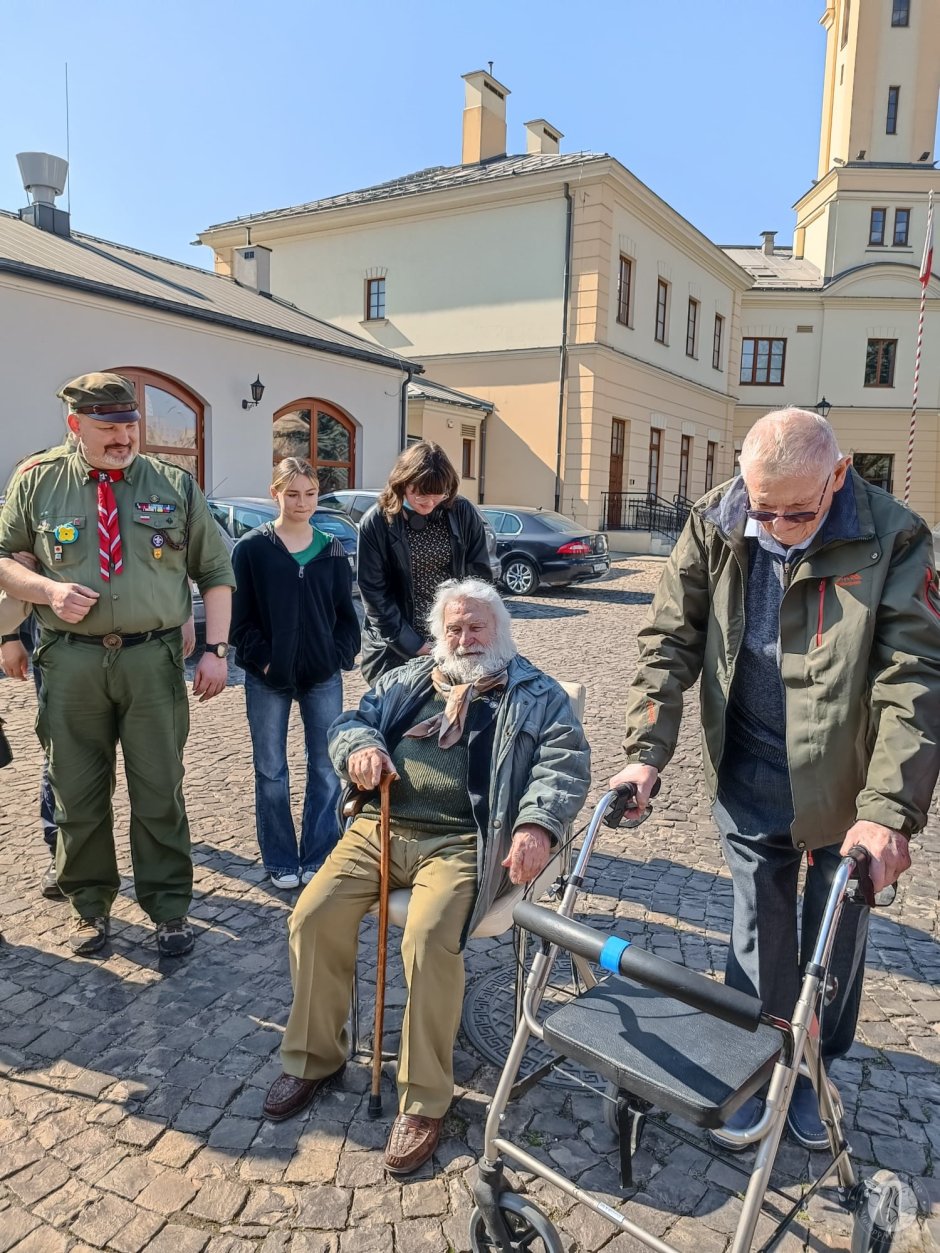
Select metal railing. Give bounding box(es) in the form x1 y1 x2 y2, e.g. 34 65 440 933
601 492 693 541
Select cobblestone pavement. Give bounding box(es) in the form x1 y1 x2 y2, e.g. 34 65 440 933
1 557 939 1252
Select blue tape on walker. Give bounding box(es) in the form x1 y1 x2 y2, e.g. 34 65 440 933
599 936 630 971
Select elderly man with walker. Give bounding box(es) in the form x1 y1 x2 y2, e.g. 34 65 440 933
611 407 940 1149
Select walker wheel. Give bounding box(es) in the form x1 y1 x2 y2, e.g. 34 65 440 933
850 1172 901 1253
469 1191 565 1252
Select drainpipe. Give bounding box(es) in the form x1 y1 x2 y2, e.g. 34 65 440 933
478 411 488 503
554 182 574 513
399 365 415 451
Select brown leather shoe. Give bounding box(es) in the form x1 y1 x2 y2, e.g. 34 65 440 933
262 1063 346 1122
384 1113 443 1175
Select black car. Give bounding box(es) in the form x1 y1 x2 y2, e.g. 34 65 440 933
480 507 610 595
320 488 502 582
207 496 359 587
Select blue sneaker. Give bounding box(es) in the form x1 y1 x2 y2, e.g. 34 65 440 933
709 1094 764 1152
786 1075 835 1150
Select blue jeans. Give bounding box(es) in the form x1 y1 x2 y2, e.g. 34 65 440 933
245 671 343 877
22 619 57 851
714 742 869 1066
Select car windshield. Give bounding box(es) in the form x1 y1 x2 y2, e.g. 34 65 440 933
527 511 584 533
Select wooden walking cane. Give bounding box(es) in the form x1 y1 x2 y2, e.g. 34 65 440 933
368 772 395 1119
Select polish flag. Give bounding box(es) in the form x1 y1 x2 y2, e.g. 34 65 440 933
920 196 934 288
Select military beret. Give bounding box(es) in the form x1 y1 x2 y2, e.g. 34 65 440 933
57 372 139 421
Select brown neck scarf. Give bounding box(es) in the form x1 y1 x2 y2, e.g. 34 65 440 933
403 666 509 748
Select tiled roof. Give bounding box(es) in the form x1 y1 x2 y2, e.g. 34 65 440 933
721 246 823 289
407 378 493 411
0 211 417 371
201 152 610 231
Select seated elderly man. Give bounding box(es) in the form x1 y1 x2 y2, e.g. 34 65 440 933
263 577 590 1174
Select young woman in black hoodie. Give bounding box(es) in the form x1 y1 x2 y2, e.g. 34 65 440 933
231 458 360 889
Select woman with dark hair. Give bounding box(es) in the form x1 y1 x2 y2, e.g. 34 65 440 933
358 441 492 685
231 457 360 888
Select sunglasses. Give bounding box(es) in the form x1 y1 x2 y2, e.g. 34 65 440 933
745 472 832 525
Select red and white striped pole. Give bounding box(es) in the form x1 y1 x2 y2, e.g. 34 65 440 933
905 189 934 504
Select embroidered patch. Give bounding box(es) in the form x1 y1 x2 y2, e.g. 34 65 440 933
53 524 78 544
135 501 176 514
835 573 862 587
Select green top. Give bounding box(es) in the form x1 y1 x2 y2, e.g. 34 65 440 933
363 691 474 834
0 447 235 636
291 528 331 566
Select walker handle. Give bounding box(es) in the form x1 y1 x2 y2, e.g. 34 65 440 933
845 845 896 909
513 901 765 1033
604 777 662 830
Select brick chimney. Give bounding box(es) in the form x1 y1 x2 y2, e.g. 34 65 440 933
524 120 562 156
461 70 510 164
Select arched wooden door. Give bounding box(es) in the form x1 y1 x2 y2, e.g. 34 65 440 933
111 368 205 486
272 399 357 491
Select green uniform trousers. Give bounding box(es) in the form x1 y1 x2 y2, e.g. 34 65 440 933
34 630 192 923
282 815 478 1118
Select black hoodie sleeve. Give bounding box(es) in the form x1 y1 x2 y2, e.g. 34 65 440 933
332 547 361 671
230 539 272 674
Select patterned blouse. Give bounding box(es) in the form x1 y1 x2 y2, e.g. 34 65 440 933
406 510 454 637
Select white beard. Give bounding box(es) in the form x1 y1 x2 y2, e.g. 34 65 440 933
434 643 515 684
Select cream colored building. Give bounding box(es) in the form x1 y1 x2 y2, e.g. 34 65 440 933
199 78 752 547
200 0 939 539
0 164 492 503
726 0 939 523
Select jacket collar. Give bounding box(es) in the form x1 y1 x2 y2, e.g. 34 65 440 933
699 468 872 546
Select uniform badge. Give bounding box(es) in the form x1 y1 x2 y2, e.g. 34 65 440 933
53 545 63 563
135 501 176 514
53 524 78 544
150 494 159 503
151 533 165 560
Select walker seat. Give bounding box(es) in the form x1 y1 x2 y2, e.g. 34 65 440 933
542 976 783 1128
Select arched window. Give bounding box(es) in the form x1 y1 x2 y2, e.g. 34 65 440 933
111 368 205 485
272 399 357 492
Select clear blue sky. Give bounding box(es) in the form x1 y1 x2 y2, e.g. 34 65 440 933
2 1 837 268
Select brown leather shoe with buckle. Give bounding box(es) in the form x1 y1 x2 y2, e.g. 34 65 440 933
262 1063 346 1122
384 1113 443 1175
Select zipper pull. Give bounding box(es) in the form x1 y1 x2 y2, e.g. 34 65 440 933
782 561 791 587
299 565 305 579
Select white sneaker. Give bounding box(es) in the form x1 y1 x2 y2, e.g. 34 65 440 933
270 872 300 890
301 869 317 885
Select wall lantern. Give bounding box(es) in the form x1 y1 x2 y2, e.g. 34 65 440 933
814 397 832 419
242 375 265 410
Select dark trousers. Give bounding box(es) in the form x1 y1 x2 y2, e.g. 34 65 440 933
715 744 869 1066
21 619 57 851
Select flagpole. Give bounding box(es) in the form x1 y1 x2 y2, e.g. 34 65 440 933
904 188 934 505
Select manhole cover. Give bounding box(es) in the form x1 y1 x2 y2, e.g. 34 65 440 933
461 960 606 1091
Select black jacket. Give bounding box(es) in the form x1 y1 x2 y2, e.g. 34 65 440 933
231 523 360 696
357 495 492 685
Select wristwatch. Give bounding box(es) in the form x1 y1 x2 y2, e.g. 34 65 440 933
204 642 229 658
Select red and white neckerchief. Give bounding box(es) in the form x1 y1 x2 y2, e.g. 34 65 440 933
90 469 124 581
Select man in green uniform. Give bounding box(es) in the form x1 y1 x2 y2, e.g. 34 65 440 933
0 372 235 957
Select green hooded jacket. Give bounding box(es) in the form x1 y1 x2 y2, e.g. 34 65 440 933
623 469 940 851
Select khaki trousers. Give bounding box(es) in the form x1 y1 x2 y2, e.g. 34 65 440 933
281 815 478 1118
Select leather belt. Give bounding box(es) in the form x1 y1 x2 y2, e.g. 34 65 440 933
52 626 179 650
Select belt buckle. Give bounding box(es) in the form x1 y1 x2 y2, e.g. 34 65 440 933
102 633 123 650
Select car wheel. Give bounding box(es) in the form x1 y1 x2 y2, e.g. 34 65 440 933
502 557 538 596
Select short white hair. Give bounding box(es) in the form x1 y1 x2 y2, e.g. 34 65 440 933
427 578 515 654
740 408 842 482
